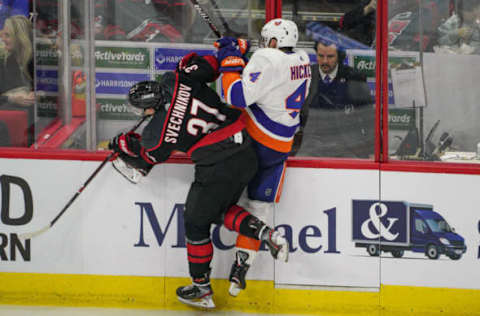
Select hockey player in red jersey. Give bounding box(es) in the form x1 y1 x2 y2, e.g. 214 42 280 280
109 52 288 309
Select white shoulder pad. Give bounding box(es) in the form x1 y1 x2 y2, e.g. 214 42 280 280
249 48 285 65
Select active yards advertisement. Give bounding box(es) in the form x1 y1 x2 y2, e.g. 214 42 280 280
0 159 479 290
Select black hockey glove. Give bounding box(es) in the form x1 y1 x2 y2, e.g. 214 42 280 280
109 132 142 157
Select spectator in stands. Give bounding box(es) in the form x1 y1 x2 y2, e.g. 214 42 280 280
94 0 193 42
0 14 35 147
436 1 480 54
295 40 374 158
339 0 376 47
388 0 444 52
0 15 34 106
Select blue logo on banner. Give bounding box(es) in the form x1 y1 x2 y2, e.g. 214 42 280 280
155 48 215 70
95 73 150 95
36 70 58 92
352 200 407 243
367 82 394 104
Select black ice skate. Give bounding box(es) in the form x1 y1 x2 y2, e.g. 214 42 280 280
176 278 215 309
228 250 250 297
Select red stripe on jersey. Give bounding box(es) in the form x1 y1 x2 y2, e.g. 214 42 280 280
203 55 220 81
186 114 246 155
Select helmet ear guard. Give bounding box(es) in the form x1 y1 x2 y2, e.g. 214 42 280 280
128 72 176 112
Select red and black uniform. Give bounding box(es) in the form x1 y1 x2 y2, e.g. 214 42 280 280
123 54 261 279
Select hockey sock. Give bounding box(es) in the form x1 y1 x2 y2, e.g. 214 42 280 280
223 205 266 239
186 238 213 279
235 235 260 265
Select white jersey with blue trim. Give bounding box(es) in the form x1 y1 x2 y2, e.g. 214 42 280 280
224 47 311 152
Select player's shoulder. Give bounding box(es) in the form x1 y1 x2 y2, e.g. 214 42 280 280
252 48 309 63
250 48 285 63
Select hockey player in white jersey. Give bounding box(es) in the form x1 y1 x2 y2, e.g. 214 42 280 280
215 18 311 296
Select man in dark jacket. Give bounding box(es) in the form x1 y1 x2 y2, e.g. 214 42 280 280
295 41 374 158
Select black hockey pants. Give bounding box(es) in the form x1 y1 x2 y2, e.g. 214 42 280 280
184 134 258 278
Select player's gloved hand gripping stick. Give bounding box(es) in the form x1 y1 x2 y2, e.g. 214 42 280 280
19 115 149 240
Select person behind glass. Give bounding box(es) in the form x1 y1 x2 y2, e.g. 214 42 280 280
94 0 192 42
436 1 480 54
339 0 376 47
0 15 34 106
297 40 374 158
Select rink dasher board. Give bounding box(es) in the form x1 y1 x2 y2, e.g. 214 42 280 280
0 158 479 315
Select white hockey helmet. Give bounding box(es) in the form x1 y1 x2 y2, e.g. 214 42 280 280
260 18 298 48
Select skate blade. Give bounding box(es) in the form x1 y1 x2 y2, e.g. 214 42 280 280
229 282 241 297
177 294 216 309
112 158 142 184
278 242 289 263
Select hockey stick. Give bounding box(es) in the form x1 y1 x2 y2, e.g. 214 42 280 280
19 115 149 240
207 0 243 37
189 0 222 38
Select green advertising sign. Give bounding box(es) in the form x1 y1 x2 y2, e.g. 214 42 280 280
36 43 84 66
388 108 416 130
36 43 58 66
37 95 58 117
352 55 418 78
96 47 150 69
97 98 140 120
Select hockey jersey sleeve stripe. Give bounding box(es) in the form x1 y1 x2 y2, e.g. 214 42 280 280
186 114 246 155
244 115 294 153
248 104 299 138
221 72 247 108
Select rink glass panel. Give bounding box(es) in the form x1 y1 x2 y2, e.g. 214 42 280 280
4 0 265 151
387 0 480 164
283 0 377 159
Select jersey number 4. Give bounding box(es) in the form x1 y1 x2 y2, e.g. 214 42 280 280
187 98 227 136
286 80 308 118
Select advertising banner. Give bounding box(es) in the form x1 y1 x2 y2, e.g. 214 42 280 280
154 48 215 70
36 69 58 92
274 168 381 288
347 50 419 107
95 47 150 69
95 72 151 95
97 98 140 120
0 159 272 280
1 159 479 290
380 171 480 289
